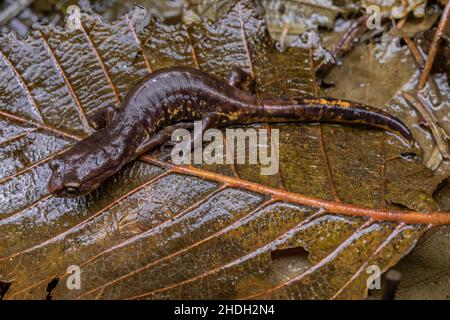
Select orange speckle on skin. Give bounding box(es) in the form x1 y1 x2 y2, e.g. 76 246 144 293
318 98 351 107
336 100 351 107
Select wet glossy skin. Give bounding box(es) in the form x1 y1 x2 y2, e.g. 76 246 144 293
48 67 413 197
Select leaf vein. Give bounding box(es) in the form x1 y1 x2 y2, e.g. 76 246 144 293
330 223 410 299
0 109 80 141
0 145 72 186
186 27 200 68
0 49 45 123
39 31 93 134
126 15 153 73
243 219 373 299
126 206 326 300
80 20 121 105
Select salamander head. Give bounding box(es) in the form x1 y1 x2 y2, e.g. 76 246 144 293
48 129 128 197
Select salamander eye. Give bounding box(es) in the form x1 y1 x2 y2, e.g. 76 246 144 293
64 182 80 195
65 187 78 194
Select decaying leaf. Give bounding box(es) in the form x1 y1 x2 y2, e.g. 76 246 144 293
0 0 448 300
184 0 343 44
323 32 450 175
393 224 450 299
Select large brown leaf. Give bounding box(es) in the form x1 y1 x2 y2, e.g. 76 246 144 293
0 0 448 300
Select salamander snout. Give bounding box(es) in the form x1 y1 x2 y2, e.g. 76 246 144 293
48 168 63 195
48 159 85 197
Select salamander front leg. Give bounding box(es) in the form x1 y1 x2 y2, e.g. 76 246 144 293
136 122 194 155
228 66 256 95
158 116 225 157
159 114 226 162
87 105 118 129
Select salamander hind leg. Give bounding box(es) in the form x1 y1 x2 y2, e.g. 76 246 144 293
228 66 256 95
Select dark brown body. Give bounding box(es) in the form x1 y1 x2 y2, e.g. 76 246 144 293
48 67 412 197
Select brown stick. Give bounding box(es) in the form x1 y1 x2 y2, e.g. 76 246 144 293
418 1 450 90
402 35 425 65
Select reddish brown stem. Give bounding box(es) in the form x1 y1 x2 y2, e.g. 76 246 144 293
418 1 450 90
141 155 450 226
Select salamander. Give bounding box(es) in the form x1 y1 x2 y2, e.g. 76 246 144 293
48 66 413 197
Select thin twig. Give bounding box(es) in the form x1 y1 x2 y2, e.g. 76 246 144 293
396 16 407 29
394 17 439 95
316 15 369 78
418 0 450 90
402 92 450 160
401 35 425 65
396 20 449 167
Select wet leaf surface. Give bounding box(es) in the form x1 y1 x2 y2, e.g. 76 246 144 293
0 0 448 300
382 179 450 300
185 0 343 43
